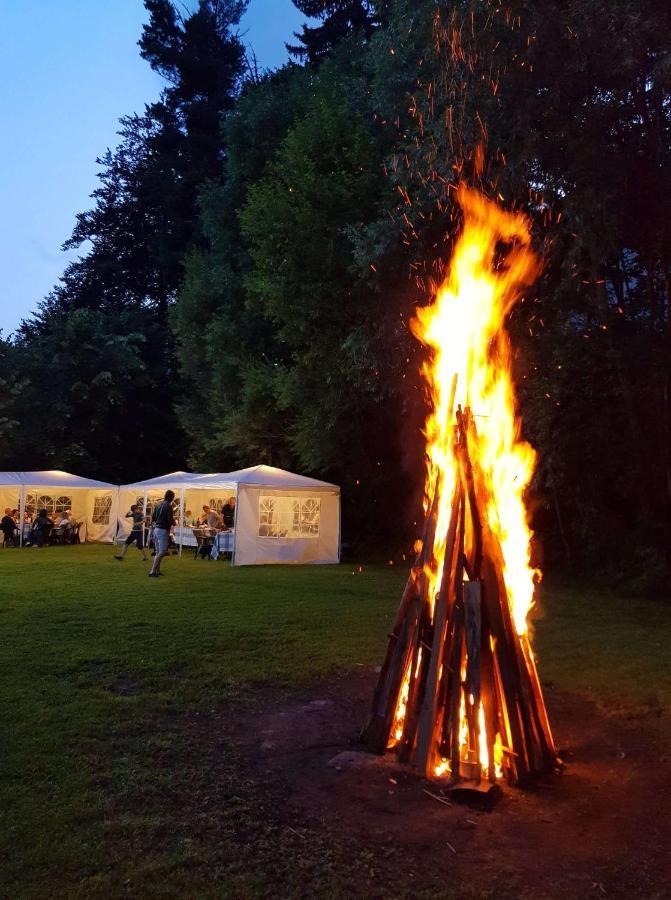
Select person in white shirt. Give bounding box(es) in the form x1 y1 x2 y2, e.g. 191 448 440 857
206 507 221 529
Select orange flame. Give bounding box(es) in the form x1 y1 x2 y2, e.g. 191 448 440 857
411 184 540 636
389 184 542 779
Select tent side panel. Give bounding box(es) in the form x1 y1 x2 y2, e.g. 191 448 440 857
234 485 340 566
20 484 88 540
0 488 20 515
185 487 237 523
85 489 120 543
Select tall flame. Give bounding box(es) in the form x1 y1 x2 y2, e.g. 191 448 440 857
372 183 557 783
411 184 541 634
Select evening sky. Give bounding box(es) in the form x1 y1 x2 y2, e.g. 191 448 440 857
0 0 308 334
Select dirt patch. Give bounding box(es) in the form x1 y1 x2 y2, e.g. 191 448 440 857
97 670 671 897
238 670 671 899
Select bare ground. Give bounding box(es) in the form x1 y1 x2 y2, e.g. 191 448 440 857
232 670 671 899
105 670 671 898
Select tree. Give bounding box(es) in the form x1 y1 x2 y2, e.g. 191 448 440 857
357 0 671 585
171 64 312 470
238 62 415 547
59 0 248 316
5 307 181 481
173 50 417 549
289 1 379 63
11 0 248 482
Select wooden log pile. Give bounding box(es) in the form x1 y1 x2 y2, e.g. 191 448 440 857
362 407 558 786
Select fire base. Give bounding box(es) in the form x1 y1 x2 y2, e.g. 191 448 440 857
362 407 559 787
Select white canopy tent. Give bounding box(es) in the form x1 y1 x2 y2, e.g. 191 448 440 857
197 466 340 566
117 471 236 546
118 465 340 566
0 471 119 543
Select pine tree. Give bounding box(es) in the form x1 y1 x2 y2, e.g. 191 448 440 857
12 1 248 481
288 0 378 63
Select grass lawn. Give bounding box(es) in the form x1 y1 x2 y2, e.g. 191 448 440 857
1 545 670 897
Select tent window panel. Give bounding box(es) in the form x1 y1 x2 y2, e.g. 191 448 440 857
258 496 320 539
26 494 72 514
139 496 181 521
92 496 112 524
299 497 321 536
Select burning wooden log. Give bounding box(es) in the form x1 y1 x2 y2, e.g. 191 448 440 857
362 407 558 785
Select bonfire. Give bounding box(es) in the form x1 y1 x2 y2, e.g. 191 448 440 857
363 184 558 787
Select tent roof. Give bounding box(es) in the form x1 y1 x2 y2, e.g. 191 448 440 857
0 470 115 489
122 466 338 493
194 465 339 491
120 471 217 490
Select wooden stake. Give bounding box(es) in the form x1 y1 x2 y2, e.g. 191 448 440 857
363 402 559 786
415 483 462 773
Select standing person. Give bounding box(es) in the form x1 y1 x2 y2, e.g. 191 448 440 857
114 504 148 562
1 508 15 547
222 496 236 530
149 490 175 577
206 505 221 529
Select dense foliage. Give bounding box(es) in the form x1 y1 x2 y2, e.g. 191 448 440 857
3 0 670 588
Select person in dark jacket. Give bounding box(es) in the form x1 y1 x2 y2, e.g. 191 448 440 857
32 509 53 547
1 508 16 546
149 490 175 577
222 497 236 530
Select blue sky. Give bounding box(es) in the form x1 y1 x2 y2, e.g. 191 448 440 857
0 0 308 335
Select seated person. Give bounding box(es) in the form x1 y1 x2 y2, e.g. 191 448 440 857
222 497 236 530
55 511 70 527
32 509 53 547
198 505 211 525
1 508 16 546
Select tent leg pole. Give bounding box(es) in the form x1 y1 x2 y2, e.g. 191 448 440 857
231 485 239 566
142 491 148 555
179 487 184 557
19 485 25 549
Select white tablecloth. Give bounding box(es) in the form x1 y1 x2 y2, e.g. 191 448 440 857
172 527 234 558
211 531 234 560
173 526 198 547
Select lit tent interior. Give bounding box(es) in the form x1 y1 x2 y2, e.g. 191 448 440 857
0 471 119 543
118 465 341 566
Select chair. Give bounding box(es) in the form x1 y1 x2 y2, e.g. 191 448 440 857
193 528 214 560
35 522 53 547
52 523 69 546
70 522 82 545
